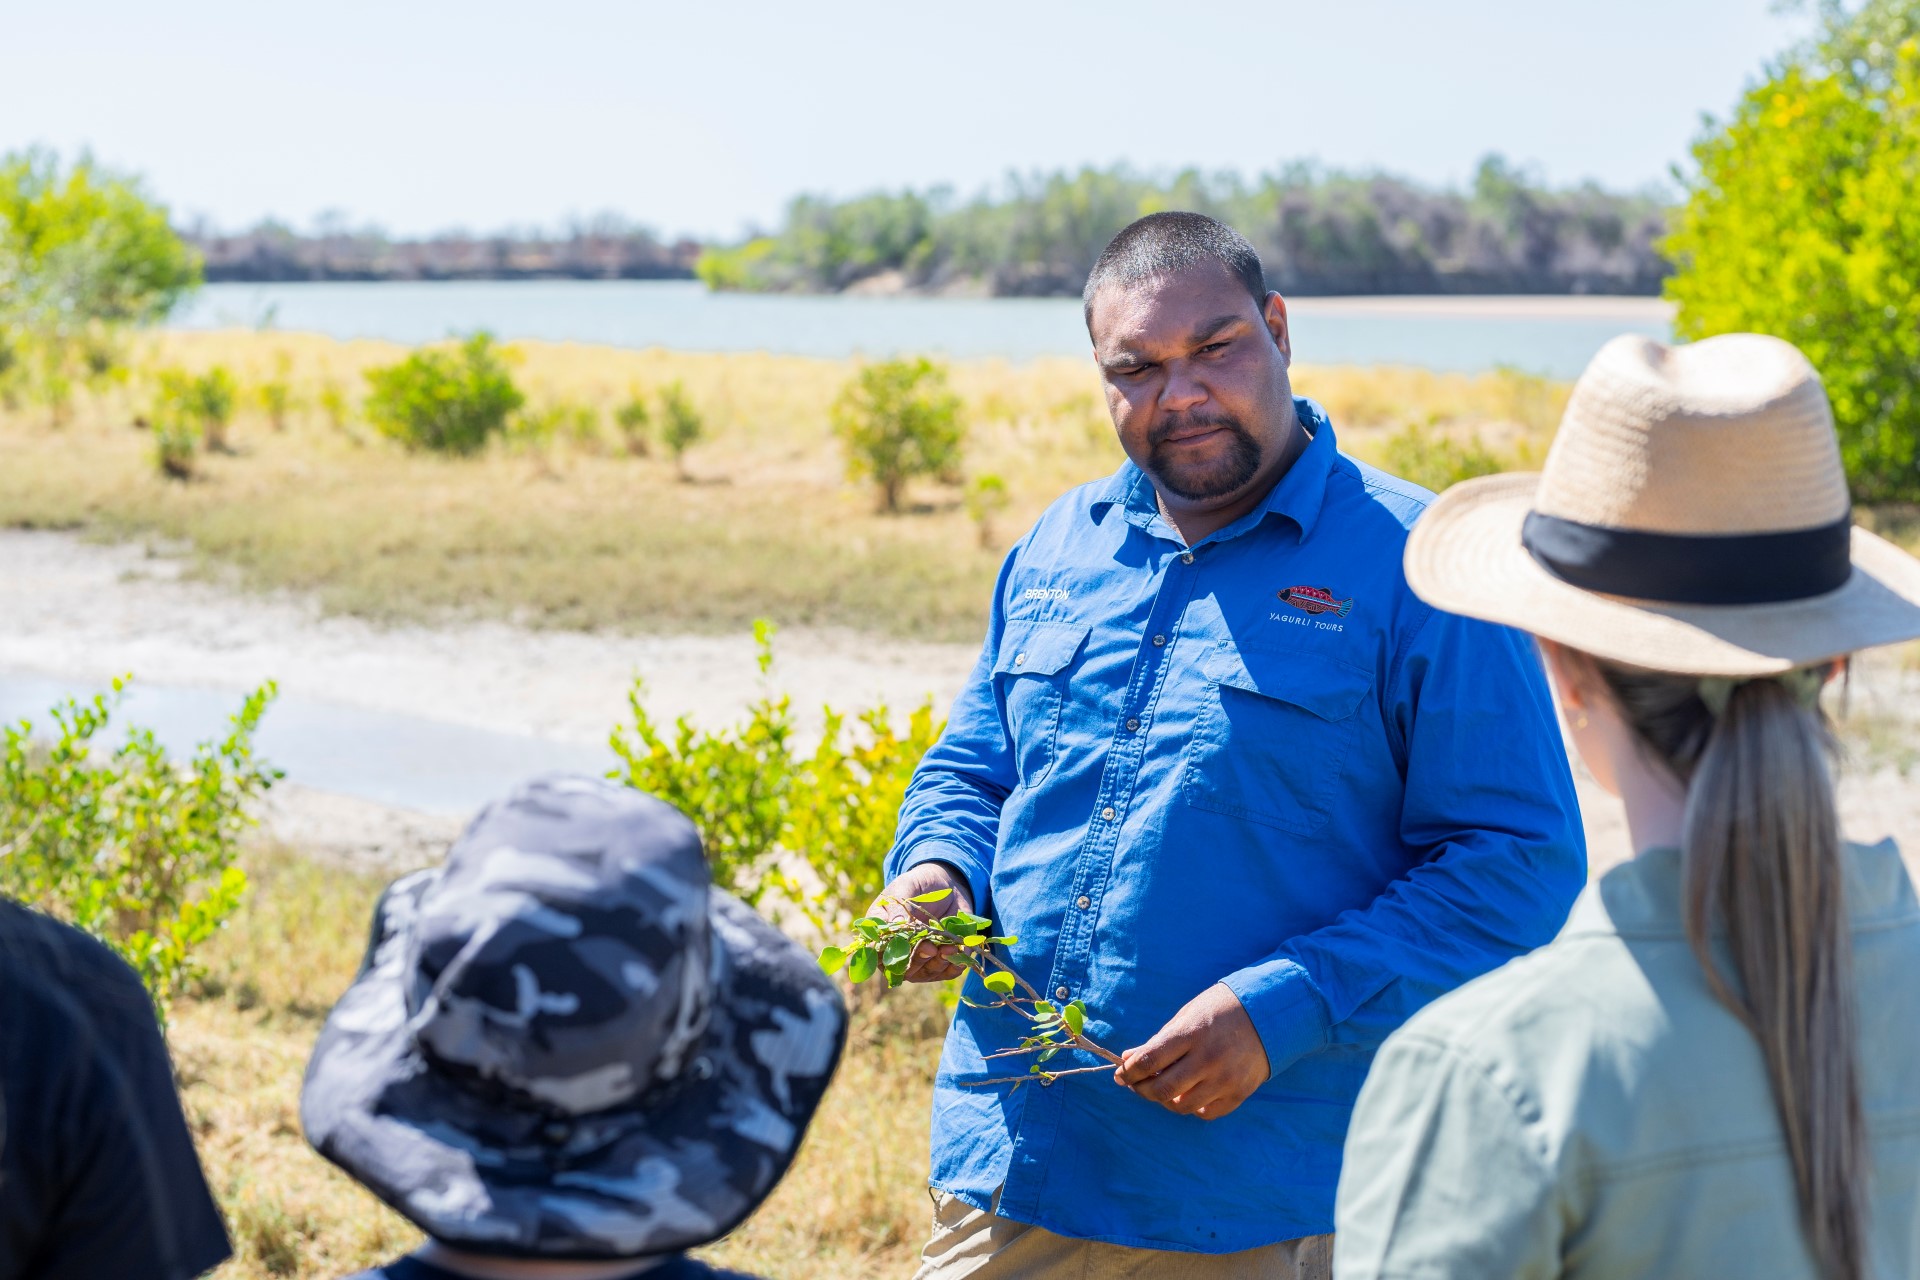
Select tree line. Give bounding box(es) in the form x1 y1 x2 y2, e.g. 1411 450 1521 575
695 156 1671 298
188 214 700 282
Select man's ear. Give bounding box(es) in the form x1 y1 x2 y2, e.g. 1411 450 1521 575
1263 291 1292 364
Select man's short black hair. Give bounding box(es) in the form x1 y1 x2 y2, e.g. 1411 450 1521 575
1082 211 1269 329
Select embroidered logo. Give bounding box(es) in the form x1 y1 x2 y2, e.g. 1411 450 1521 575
1277 585 1353 618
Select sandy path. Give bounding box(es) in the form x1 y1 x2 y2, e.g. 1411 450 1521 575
3 528 1914 876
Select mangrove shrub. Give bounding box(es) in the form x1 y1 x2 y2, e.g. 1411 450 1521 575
1664 4 1920 501
833 357 966 513
0 680 280 1005
0 148 200 415
364 332 525 455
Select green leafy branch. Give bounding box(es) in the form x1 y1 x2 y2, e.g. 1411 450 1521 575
819 887 1119 1089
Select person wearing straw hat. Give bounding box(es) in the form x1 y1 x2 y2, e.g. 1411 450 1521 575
301 775 849 1280
1333 333 1920 1280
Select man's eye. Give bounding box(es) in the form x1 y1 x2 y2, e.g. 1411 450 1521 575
1198 341 1229 355
1118 364 1153 379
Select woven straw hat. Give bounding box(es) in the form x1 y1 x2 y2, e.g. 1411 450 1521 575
1404 333 1920 676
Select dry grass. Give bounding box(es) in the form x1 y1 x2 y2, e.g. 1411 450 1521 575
174 844 944 1279
0 331 1566 642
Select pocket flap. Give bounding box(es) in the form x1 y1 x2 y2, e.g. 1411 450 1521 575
1201 645 1373 721
993 620 1091 677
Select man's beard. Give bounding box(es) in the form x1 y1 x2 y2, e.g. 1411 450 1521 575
1146 412 1263 501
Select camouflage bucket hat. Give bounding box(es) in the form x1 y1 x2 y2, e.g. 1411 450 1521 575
300 775 848 1260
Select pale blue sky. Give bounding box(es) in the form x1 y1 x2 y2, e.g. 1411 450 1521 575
4 0 1809 239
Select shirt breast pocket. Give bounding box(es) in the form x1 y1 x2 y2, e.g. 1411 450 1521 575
1182 644 1374 835
992 620 1089 789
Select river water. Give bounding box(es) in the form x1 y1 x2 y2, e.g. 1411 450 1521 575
169 280 1674 378
0 674 613 817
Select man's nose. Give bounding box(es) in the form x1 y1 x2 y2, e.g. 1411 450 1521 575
1158 362 1208 413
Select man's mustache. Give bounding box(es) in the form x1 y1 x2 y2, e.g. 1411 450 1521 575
1149 412 1249 447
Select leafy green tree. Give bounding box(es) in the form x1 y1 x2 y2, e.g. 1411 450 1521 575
153 365 238 453
833 358 966 513
363 332 525 456
0 149 200 415
1664 7 1920 500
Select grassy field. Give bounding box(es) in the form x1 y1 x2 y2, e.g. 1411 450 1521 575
176 844 948 1279
0 331 1569 642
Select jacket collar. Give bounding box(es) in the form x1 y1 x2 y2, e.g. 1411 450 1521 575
1564 839 1920 941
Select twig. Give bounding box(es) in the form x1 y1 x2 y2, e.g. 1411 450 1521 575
961 1064 1116 1088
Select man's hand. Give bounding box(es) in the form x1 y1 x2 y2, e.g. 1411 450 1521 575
1114 983 1270 1121
873 862 974 983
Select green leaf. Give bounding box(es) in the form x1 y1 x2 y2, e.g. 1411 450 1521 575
961 934 987 947
847 946 878 983
1036 1044 1061 1063
982 971 1016 995
853 917 884 940
988 935 1019 945
884 958 909 988
1062 1001 1086 1036
881 934 914 970
909 888 955 903
1033 1001 1054 1015
818 945 847 974
941 913 992 935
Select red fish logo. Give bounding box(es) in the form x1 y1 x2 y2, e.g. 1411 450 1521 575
1278 585 1353 618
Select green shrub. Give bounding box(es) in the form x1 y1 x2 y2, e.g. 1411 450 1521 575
1379 421 1508 493
153 413 198 481
609 620 942 929
363 332 524 456
613 390 652 456
833 358 965 513
965 473 1011 549
658 381 706 479
1664 14 1920 501
256 352 295 431
153 365 238 453
0 680 281 1005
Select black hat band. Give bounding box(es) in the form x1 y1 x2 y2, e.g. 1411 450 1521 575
1521 510 1854 606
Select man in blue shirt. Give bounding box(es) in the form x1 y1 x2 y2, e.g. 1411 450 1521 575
882 213 1585 1277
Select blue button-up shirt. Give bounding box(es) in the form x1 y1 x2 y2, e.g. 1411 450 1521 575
885 400 1585 1252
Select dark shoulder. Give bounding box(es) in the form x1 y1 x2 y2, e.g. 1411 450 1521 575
0 898 154 1026
668 1256 769 1280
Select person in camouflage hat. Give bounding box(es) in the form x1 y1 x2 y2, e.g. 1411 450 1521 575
302 774 849 1280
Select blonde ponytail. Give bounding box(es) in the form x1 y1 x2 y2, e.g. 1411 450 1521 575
1588 657 1867 1280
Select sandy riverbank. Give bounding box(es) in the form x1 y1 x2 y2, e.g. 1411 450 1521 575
3 527 1915 876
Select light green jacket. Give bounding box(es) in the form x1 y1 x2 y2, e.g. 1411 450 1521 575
1334 840 1920 1279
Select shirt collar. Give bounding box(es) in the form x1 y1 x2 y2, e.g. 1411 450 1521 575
1087 397 1338 544
1566 839 1920 941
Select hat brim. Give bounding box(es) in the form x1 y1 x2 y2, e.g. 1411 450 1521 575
301 870 847 1260
1405 472 1920 676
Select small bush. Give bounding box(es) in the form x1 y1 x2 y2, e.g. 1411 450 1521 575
609 621 941 928
0 680 281 1005
153 413 197 480
513 400 602 453
964 473 1011 549
613 390 652 456
658 380 705 479
1379 421 1509 493
154 365 238 452
833 357 965 513
256 352 295 431
363 332 524 456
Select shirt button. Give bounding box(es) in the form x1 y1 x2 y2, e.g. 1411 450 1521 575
1075 895 1091 910
1055 985 1071 1000
1181 552 1195 565
1125 717 1141 732
1152 634 1167 647
1100 806 1116 821
1013 652 1025 665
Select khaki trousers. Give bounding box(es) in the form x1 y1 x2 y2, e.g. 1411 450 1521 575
912 1191 1334 1280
